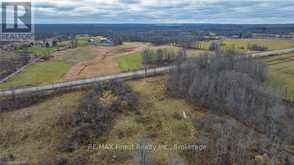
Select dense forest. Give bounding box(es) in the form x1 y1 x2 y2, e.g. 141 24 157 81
34 24 294 45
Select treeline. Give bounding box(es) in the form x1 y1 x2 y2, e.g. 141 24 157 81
189 113 293 164
142 48 187 68
165 52 294 163
248 44 268 51
34 24 294 41
0 52 31 80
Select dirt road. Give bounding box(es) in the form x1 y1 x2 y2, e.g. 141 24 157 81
63 43 150 80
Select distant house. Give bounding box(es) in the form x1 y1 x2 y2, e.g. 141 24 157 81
232 35 240 39
88 38 97 45
101 38 113 46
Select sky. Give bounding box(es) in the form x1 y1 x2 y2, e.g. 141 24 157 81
4 0 294 24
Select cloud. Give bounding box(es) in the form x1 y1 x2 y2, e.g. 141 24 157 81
28 0 294 23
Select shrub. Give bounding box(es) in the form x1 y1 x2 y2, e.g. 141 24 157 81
208 42 219 51
133 137 154 165
248 44 268 51
59 80 138 152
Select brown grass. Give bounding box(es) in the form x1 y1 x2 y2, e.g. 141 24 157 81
0 76 205 164
62 43 150 81
0 91 83 164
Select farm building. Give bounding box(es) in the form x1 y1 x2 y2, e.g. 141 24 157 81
100 38 113 46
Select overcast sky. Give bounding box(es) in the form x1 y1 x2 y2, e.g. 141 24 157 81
14 0 294 24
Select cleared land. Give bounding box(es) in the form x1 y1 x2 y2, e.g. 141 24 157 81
0 77 200 164
77 36 104 46
117 52 143 71
265 53 294 99
223 39 294 51
0 60 70 89
63 42 150 80
0 42 150 89
27 46 56 56
0 91 83 164
194 38 294 52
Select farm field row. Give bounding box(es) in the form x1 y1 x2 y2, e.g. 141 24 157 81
194 38 294 52
265 53 294 99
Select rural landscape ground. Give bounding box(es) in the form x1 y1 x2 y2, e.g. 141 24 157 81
1 30 294 165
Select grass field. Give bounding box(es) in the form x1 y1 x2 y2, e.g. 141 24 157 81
0 60 70 89
223 39 294 51
28 46 56 56
55 46 99 65
77 36 103 46
0 76 200 164
265 53 294 99
0 91 83 164
193 39 294 52
117 52 143 71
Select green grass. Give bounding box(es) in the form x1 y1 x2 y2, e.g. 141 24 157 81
0 46 102 89
55 47 99 65
77 36 102 46
192 39 294 52
117 52 143 71
0 60 70 89
28 46 55 56
223 39 294 51
265 53 294 99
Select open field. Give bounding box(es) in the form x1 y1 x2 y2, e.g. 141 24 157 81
0 77 201 164
223 39 294 51
117 52 143 71
0 45 98 89
54 46 100 65
0 42 150 89
77 36 104 46
0 60 70 89
27 46 56 56
63 42 150 80
2 38 293 90
194 38 294 52
265 53 294 99
0 91 83 164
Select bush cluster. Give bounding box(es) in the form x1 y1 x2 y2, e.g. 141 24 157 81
248 44 268 51
186 114 294 165
59 80 138 152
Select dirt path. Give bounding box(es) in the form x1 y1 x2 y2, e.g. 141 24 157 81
64 43 149 81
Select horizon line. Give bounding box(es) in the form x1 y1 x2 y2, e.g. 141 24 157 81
31 23 294 25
